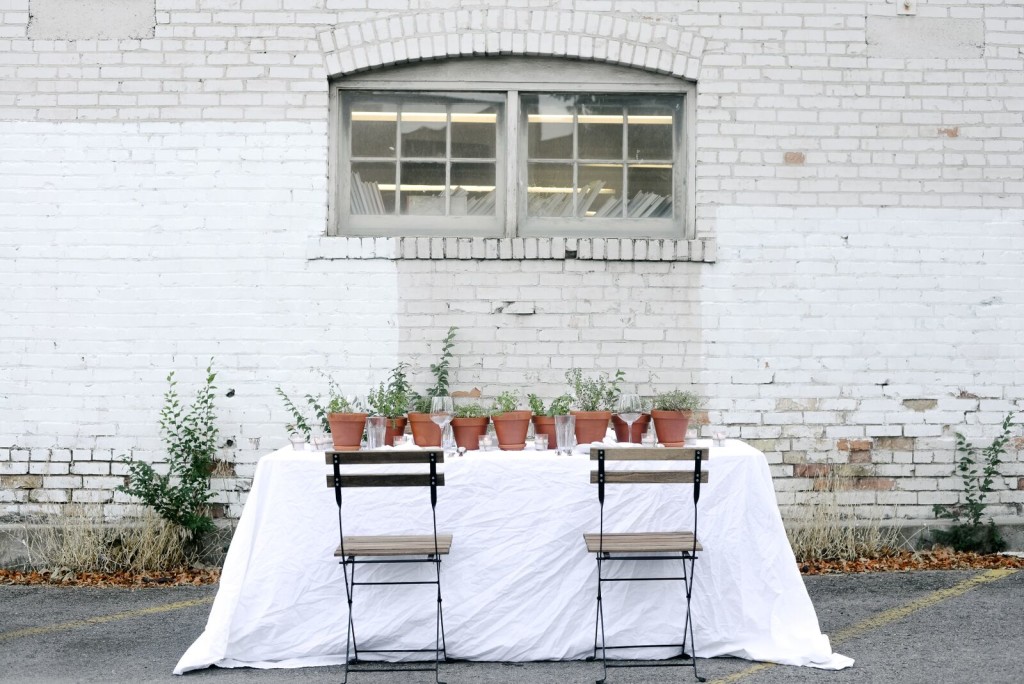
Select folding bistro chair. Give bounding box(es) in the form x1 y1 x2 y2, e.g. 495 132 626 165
326 449 452 684
585 446 709 683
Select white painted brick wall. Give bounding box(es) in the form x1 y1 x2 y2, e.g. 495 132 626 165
2 1 1023 525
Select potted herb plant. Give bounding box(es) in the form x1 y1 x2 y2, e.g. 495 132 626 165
490 390 531 451
277 372 367 450
408 326 457 447
450 401 490 450
367 362 413 446
566 368 624 445
650 389 703 446
528 393 573 450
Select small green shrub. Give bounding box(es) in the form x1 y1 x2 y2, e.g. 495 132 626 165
931 412 1015 554
411 326 458 413
118 362 220 539
277 371 362 439
528 393 573 416
653 389 703 412
565 368 624 412
367 362 413 418
454 402 487 419
491 390 521 415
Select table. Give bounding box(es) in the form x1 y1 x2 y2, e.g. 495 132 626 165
175 440 852 674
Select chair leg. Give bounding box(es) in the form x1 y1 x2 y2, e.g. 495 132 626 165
595 555 607 684
434 557 446 684
682 555 705 682
341 557 355 684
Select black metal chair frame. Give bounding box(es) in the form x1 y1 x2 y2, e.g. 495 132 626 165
327 449 449 684
589 446 708 684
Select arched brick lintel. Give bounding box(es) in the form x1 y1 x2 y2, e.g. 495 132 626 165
318 9 705 81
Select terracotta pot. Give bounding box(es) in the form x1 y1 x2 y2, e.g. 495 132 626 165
572 410 612 445
408 412 442 447
450 416 490 450
382 416 408 446
491 410 532 451
326 412 368 450
650 409 692 446
611 413 651 444
532 415 557 450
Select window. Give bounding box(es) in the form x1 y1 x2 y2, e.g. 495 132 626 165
329 58 695 239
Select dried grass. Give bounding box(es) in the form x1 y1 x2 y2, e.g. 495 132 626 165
23 505 202 574
784 467 904 563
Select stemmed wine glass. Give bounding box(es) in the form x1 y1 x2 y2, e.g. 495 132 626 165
430 395 454 448
616 393 643 444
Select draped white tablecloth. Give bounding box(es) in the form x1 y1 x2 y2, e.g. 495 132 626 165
175 439 852 674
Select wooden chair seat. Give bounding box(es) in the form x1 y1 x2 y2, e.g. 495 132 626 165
584 531 702 554
335 534 453 557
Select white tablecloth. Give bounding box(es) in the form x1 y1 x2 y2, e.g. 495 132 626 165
175 440 852 674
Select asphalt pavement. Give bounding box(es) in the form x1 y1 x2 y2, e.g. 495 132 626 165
1 569 1021 684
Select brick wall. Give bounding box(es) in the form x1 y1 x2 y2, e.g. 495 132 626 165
2 1 1023 523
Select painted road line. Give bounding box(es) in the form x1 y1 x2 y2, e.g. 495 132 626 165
707 568 1019 684
0 596 214 643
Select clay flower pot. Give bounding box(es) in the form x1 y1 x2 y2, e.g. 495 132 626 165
491 410 532 451
408 412 442 447
451 416 490 450
326 412 368 450
382 416 408 446
572 410 612 445
650 409 692 447
611 413 651 444
532 415 557 450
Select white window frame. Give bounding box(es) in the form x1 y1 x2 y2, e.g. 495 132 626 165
329 57 696 240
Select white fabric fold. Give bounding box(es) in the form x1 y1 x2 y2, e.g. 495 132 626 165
175 440 852 674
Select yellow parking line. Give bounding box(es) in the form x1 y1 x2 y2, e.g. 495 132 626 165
0 596 214 643
707 568 1018 684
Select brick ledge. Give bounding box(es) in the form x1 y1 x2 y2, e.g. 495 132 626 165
307 237 716 262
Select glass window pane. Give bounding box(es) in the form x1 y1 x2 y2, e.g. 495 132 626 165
350 105 397 159
578 164 623 218
451 163 496 216
400 103 447 158
628 108 674 161
525 94 574 160
626 165 673 218
578 104 623 160
527 163 574 217
351 163 395 215
451 104 497 159
400 162 446 215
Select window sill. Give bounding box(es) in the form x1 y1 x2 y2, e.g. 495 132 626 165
307 237 715 262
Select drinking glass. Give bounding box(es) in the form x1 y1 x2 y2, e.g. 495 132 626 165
555 414 576 455
430 396 454 431
365 416 387 449
616 393 643 443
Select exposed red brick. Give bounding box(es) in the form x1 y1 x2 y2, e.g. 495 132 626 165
794 463 830 478
853 477 895 491
1018 478 1024 491
784 151 806 165
938 127 959 138
876 436 915 451
838 438 872 452
849 450 872 464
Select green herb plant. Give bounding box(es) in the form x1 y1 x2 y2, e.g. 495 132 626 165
453 402 488 419
931 412 1015 554
653 389 703 412
491 390 522 416
528 393 574 416
367 362 413 422
118 361 220 539
277 371 362 439
565 368 625 412
411 326 458 413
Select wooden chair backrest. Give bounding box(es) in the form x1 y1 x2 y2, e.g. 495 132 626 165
590 446 709 504
325 449 445 489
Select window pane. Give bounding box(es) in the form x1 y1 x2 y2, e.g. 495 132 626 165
528 163 574 217
400 162 446 215
628 105 674 160
525 95 574 160
578 164 623 218
451 104 497 159
350 104 397 159
400 102 446 158
451 162 496 216
578 104 623 160
627 165 673 218
351 163 395 215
